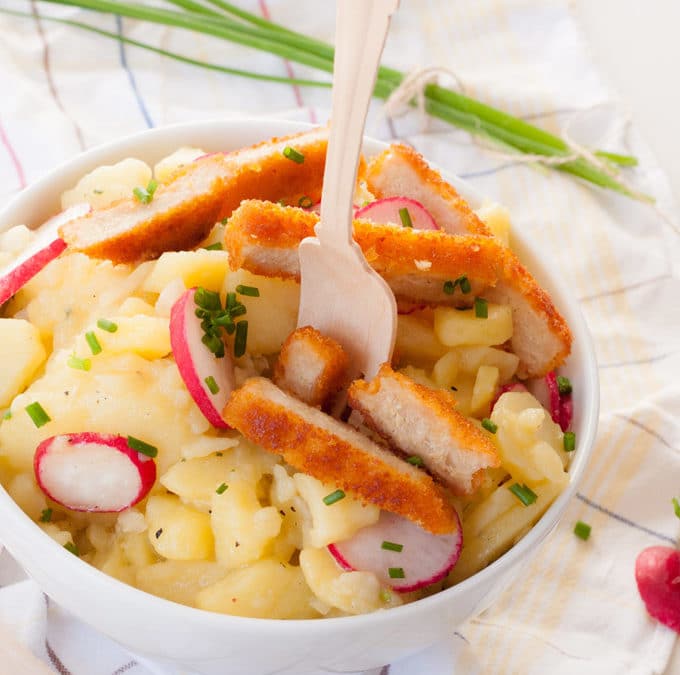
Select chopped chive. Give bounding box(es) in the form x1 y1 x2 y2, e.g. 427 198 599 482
216 483 229 495
96 318 118 333
509 483 538 506
235 284 260 297
147 179 158 196
407 455 424 467
573 521 591 540
298 195 313 208
481 418 498 433
563 431 576 452
388 567 405 579
67 354 91 371
213 314 235 329
443 280 455 295
220 217 229 225
226 292 237 309
202 333 226 358
194 287 221 311
399 207 413 228
2 409 11 420
474 297 488 318
323 489 346 505
127 436 158 458
205 375 220 395
132 179 157 204
234 320 248 358
381 541 404 552
283 146 305 163
458 276 472 294
556 375 572 395
25 402 50 428
277 199 287 206
204 242 223 251
40 507 52 523
85 331 102 355
230 304 247 318
673 497 680 519
380 588 392 603
64 541 79 556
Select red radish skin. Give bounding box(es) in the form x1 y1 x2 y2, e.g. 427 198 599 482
635 546 680 633
490 382 529 413
170 288 234 429
328 510 462 592
526 371 561 427
355 197 439 230
34 433 156 513
0 203 90 305
559 394 573 431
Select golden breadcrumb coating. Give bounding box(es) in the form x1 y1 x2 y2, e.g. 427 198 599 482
274 326 349 408
223 378 460 535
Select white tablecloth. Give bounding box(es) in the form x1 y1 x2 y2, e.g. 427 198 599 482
0 1 679 673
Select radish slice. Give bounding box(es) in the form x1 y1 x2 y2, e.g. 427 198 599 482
355 197 439 230
490 381 529 413
0 203 90 305
635 546 680 633
328 510 462 592
526 371 561 426
33 433 156 513
170 287 234 429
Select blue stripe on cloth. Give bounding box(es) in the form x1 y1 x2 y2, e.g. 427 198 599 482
116 16 154 128
576 493 676 545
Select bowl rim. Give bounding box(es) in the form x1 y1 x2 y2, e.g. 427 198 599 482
0 117 600 636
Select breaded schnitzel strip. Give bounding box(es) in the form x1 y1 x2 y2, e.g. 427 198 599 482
365 143 490 236
59 128 331 263
348 365 500 495
225 200 572 376
274 326 349 407
223 378 460 535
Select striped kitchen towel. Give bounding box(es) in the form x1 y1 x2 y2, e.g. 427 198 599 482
0 0 678 673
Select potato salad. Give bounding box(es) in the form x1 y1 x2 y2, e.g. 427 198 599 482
0 128 576 619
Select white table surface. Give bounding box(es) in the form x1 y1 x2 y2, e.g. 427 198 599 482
573 1 680 671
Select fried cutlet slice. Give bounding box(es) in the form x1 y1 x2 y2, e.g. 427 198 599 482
59 127 332 263
348 364 500 495
365 143 490 236
225 200 571 377
223 377 460 535
273 326 349 407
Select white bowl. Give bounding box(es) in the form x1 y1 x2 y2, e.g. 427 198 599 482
0 118 599 675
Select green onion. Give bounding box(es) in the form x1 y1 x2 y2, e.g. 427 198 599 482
458 276 472 294
509 483 538 506
220 217 229 225
381 541 403 552
474 297 488 319
234 320 248 357
85 331 102 355
202 332 225 357
388 567 405 579
132 179 158 204
204 375 220 394
399 207 413 228
96 318 118 333
323 489 345 505
64 541 80 556
672 497 680 519
556 375 572 395
235 284 260 297
27 0 646 200
283 146 304 164
573 521 591 541
67 354 92 371
563 431 576 452
443 280 455 295
481 418 497 433
407 455 424 467
298 195 313 208
2 410 12 420
40 508 53 523
25 402 51 428
127 435 158 458
204 241 223 250
215 482 228 494
194 287 222 311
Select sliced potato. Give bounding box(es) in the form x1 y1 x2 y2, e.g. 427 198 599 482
142 250 230 294
0 319 46 407
434 304 513 348
395 314 448 366
470 365 500 417
136 560 228 606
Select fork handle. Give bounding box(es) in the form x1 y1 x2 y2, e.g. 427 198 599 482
316 0 399 247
